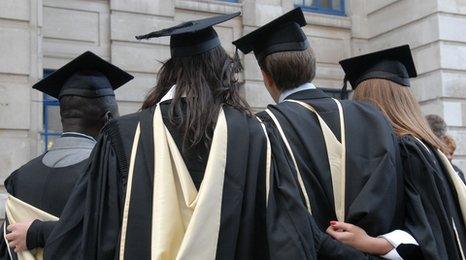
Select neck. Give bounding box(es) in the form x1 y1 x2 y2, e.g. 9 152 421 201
278 82 316 103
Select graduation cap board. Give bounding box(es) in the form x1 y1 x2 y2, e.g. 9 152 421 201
339 44 417 90
232 7 308 63
32 51 134 99
136 12 241 58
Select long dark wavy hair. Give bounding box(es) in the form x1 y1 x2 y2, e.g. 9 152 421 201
142 46 249 150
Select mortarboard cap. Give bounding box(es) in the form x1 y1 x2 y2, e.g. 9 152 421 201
339 44 417 90
232 8 308 63
136 12 241 58
33 51 133 99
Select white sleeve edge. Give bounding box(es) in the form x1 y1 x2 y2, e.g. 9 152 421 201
379 229 419 248
380 248 403 260
379 230 419 260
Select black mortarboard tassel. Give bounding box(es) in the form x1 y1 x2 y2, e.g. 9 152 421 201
32 51 133 99
136 12 241 58
232 8 309 63
339 45 417 91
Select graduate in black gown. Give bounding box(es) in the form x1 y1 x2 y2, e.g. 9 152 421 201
0 52 132 259
43 12 319 260
330 45 466 260
233 8 411 259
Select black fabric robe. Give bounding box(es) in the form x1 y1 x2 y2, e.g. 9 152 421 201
400 135 466 260
43 100 318 260
0 155 87 259
258 89 404 259
264 121 384 260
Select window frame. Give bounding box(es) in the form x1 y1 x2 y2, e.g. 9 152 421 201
41 69 61 152
295 0 346 16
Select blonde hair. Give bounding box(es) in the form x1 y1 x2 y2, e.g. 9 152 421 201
353 79 447 152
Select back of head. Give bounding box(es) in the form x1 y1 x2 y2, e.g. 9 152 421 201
259 47 316 91
353 79 447 151
425 114 447 138
142 45 248 149
60 95 119 138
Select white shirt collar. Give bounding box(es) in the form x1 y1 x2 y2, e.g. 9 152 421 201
62 132 96 142
160 85 187 103
278 82 316 103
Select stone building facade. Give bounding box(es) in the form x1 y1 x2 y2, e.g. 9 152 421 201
1 0 466 207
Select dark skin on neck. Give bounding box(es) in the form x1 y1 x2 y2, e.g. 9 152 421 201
59 95 119 139
62 120 101 139
61 112 114 139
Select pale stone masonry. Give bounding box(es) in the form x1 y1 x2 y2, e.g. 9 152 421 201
0 0 465 214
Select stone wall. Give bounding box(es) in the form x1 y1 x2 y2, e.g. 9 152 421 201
0 0 42 205
349 0 466 169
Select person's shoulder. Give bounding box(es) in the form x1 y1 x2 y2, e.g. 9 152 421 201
5 155 45 193
342 99 394 128
398 134 428 158
398 134 427 149
101 111 143 137
223 106 267 137
340 99 381 115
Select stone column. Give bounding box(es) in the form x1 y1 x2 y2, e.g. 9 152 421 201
431 0 466 169
0 0 42 212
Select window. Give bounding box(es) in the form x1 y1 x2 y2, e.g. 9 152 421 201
41 69 62 151
294 0 345 16
322 88 351 100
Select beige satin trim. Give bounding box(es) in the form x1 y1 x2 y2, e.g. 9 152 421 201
436 149 466 224
119 123 141 260
435 147 466 259
151 105 227 260
413 136 466 258
285 99 346 221
265 109 312 213
256 117 272 207
4 195 58 260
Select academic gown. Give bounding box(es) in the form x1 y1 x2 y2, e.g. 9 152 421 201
400 135 466 260
43 99 319 260
0 153 87 259
258 89 404 259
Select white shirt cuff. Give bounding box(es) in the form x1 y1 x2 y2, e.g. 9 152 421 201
379 230 418 260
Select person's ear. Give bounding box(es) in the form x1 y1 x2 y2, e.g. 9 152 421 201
261 70 281 103
103 111 113 123
261 70 273 88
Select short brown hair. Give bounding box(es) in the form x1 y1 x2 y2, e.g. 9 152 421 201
259 48 316 91
353 79 447 152
425 114 447 138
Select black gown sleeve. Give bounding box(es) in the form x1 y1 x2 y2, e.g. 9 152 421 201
26 220 57 250
43 121 128 260
399 136 463 260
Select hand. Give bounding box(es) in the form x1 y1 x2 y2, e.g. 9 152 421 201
326 221 393 255
6 220 34 253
